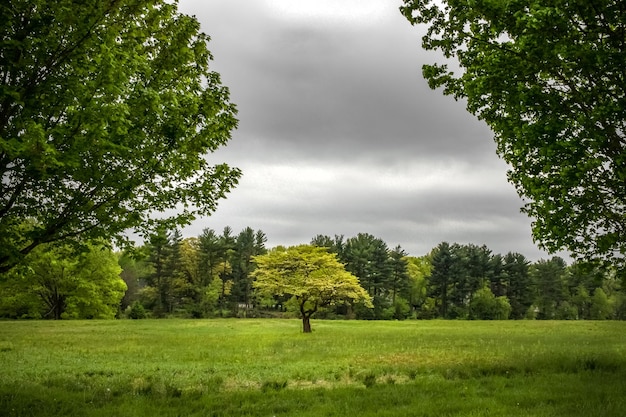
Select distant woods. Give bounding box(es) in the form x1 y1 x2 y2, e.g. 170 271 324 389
1 227 624 320
310 235 625 321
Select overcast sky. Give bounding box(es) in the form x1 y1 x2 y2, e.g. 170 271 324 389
176 0 562 261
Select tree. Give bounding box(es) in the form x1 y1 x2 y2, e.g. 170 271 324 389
343 233 393 319
198 228 224 288
450 244 493 315
531 257 568 319
252 245 372 333
488 254 505 297
469 285 511 320
0 0 241 273
405 256 431 318
400 1 626 267
143 227 174 315
427 242 454 318
567 261 605 319
502 252 534 319
0 242 126 319
311 234 345 258
388 245 410 304
343 234 378 295
590 288 613 320
170 237 203 316
231 227 267 316
567 261 606 295
196 226 264 317
571 285 592 320
118 249 151 311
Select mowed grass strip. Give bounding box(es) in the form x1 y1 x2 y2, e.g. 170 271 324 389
0 319 625 416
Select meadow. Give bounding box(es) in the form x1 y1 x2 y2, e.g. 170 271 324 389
0 319 625 416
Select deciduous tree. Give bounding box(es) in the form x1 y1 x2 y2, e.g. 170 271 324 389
590 288 613 320
405 255 431 317
0 0 240 273
252 245 372 333
0 243 126 319
470 285 511 320
400 0 626 266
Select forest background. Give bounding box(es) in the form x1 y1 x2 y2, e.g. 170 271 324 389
1 225 623 322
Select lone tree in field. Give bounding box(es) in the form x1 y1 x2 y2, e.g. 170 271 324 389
0 0 240 273
400 1 626 268
252 245 372 333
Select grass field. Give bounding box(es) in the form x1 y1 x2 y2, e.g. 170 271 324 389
0 319 625 416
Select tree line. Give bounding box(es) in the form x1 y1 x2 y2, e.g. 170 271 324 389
5 225 622 320
422 242 624 320
311 236 625 321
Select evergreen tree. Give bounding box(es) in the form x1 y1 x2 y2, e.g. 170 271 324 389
343 233 394 319
388 246 410 304
531 257 568 319
502 252 534 319
489 254 506 297
232 227 267 316
427 242 454 318
144 227 173 316
198 228 223 288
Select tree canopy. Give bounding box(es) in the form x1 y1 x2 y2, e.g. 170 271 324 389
0 0 240 273
400 0 626 267
252 245 372 332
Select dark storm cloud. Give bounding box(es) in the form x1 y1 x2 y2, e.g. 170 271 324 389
178 0 563 261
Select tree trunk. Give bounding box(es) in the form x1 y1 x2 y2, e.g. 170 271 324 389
54 302 62 320
52 295 66 320
299 298 316 333
302 315 312 333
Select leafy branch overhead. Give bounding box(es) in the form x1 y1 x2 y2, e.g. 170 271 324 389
400 0 626 267
0 0 240 272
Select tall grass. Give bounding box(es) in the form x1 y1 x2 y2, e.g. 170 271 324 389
1 319 625 416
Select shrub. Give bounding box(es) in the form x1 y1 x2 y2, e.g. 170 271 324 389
128 301 147 319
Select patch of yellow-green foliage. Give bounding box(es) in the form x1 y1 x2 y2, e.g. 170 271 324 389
1 319 625 416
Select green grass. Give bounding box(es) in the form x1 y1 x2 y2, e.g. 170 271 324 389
0 319 625 416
